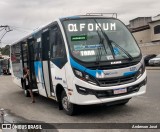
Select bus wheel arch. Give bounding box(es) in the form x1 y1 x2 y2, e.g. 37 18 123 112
55 84 77 115
55 84 65 110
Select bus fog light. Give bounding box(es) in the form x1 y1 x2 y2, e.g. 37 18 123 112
79 87 86 91
75 85 89 95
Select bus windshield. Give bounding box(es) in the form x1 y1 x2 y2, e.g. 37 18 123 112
63 18 140 62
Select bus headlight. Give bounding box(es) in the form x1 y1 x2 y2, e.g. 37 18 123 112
73 69 98 85
74 69 83 77
136 64 145 79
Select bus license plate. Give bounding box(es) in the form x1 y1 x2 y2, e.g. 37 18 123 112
113 88 127 95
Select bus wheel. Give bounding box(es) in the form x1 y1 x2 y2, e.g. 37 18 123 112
61 90 76 116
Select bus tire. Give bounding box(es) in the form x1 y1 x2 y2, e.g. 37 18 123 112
61 90 76 116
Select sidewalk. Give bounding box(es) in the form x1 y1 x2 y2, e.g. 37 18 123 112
146 66 160 70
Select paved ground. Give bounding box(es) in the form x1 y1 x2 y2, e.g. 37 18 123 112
0 70 160 132
146 66 160 70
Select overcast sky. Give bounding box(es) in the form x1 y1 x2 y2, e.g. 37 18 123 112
0 0 159 47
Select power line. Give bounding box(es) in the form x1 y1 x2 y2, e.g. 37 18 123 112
0 25 34 47
0 28 5 32
11 27 30 33
0 32 8 41
0 25 8 28
0 25 12 45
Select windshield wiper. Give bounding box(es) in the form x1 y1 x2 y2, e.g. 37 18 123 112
110 40 133 60
95 30 107 65
94 19 133 61
96 45 102 64
94 19 115 60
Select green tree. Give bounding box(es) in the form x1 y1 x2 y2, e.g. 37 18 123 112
0 45 10 56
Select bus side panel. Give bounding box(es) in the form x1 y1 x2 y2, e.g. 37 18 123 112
50 61 68 97
34 61 47 97
62 62 76 102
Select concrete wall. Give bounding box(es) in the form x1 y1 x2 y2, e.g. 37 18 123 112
132 29 151 43
139 43 160 55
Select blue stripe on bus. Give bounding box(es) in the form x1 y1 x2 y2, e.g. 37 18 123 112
123 71 137 76
85 69 103 77
69 57 103 77
34 61 44 86
69 57 86 71
70 57 138 78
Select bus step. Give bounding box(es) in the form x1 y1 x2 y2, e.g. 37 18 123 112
48 96 56 100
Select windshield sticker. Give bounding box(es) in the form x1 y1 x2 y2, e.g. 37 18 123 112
74 45 84 50
71 35 87 41
80 50 95 56
74 44 102 51
113 47 120 55
68 23 116 32
72 51 80 55
106 55 114 60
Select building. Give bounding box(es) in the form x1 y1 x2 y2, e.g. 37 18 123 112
128 14 160 55
149 14 160 42
128 15 160 44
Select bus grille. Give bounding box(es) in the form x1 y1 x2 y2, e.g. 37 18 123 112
97 74 136 87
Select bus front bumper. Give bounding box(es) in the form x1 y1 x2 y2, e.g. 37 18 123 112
69 71 147 105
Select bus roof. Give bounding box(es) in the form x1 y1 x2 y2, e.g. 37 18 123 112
11 13 117 46
60 13 117 20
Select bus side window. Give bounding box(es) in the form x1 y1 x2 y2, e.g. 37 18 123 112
50 25 67 68
50 26 66 58
34 42 41 61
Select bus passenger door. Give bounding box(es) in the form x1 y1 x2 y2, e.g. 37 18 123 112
33 38 47 97
27 38 38 90
21 40 38 91
41 30 53 97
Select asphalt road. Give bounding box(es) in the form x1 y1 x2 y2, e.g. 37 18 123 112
0 70 160 132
